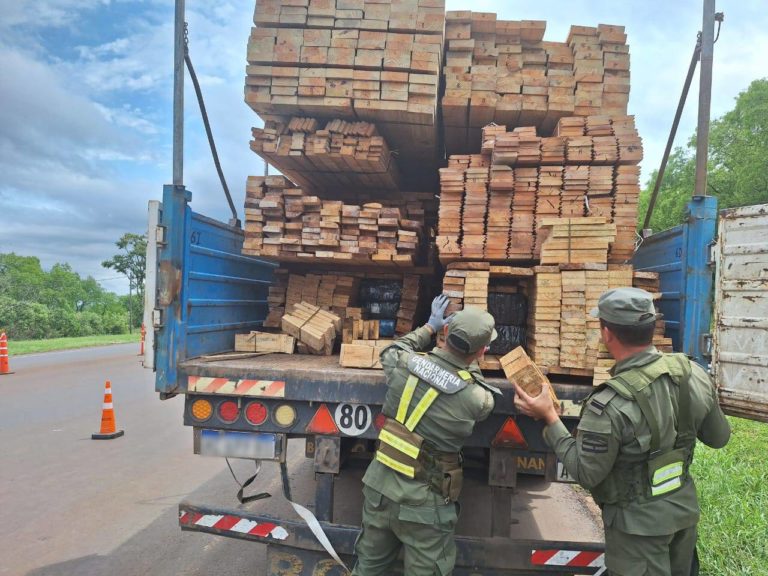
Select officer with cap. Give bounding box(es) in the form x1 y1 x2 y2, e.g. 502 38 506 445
352 295 500 576
514 287 730 576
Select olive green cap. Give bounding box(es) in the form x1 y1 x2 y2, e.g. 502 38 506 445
446 307 498 354
590 287 658 326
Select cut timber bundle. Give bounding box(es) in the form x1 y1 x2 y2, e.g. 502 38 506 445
235 331 296 354
282 301 342 355
396 274 421 334
246 1 446 182
441 262 490 314
340 340 395 369
442 13 631 155
343 318 382 341
436 116 642 265
250 117 402 193
243 175 426 266
538 217 617 264
522 264 634 375
632 270 674 353
499 346 560 410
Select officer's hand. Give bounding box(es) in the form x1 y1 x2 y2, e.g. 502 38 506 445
427 294 451 333
513 381 560 426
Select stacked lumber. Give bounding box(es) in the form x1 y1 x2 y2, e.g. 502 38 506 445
499 346 559 410
435 115 643 264
538 217 617 264
442 11 631 155
250 118 401 192
235 331 296 354
632 270 674 353
560 270 588 368
441 262 490 314
243 175 425 265
340 339 395 368
282 301 342 355
526 267 561 367
396 274 421 334
342 318 382 341
246 0 446 178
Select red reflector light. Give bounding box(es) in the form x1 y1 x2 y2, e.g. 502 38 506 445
245 401 268 426
305 404 340 435
218 400 239 423
373 412 387 431
492 417 528 449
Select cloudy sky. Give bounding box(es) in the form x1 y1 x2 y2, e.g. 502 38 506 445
0 0 765 294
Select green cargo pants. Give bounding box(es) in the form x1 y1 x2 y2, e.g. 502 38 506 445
351 486 459 576
605 524 698 576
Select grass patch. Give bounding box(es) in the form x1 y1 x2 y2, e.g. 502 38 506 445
8 333 141 356
693 416 768 575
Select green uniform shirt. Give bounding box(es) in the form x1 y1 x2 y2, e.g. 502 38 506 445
543 346 731 536
362 325 496 506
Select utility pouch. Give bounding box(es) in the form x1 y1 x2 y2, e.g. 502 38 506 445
648 447 687 497
442 468 464 503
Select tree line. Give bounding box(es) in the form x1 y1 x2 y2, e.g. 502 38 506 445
0 234 146 340
638 78 768 232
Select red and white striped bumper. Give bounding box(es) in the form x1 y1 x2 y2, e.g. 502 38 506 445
532 549 605 573
180 510 289 541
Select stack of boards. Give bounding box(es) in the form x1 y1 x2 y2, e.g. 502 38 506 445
436 115 642 264
233 2 671 383
243 175 425 265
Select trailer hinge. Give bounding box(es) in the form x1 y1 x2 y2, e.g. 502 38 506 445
153 308 164 329
708 241 717 266
155 224 167 247
700 333 713 359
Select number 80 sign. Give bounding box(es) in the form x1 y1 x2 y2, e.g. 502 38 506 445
334 403 372 436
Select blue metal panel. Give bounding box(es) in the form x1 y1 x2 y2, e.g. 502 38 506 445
155 185 277 394
633 196 717 365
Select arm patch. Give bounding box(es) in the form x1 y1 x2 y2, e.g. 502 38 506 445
581 433 610 454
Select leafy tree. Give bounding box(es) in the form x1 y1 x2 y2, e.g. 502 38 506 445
102 233 147 331
638 78 768 232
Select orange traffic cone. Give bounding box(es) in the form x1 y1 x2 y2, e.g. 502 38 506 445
92 380 124 440
0 332 13 375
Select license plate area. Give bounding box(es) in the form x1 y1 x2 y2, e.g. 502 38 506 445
194 429 286 461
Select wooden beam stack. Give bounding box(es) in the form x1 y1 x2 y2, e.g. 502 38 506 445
441 262 490 314
538 217 617 264
235 331 296 354
340 339 395 368
243 175 426 265
250 118 402 192
246 0 446 180
282 301 342 355
499 346 560 410
442 12 631 155
526 267 561 367
396 274 421 334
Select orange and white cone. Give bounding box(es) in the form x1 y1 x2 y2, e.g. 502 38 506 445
0 332 12 375
92 380 124 440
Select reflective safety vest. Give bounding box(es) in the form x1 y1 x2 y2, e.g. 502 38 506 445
588 353 695 505
375 354 471 502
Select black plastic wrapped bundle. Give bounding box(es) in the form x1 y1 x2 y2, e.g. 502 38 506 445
488 325 527 356
359 280 402 320
488 292 528 325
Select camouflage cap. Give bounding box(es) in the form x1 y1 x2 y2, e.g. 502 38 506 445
446 307 498 354
590 287 658 326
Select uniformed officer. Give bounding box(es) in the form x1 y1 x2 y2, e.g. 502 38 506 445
513 287 731 576
352 295 500 576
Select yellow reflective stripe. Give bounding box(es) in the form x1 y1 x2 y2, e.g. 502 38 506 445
652 462 684 485
457 370 472 380
379 429 420 459
376 451 415 478
405 388 439 431
396 374 419 424
651 476 682 496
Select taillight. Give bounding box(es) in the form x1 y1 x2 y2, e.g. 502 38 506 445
218 400 239 423
273 404 297 428
305 404 339 435
373 412 387 431
191 399 213 422
492 417 528 449
245 401 268 426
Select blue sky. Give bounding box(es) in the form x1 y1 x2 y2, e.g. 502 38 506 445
0 0 765 294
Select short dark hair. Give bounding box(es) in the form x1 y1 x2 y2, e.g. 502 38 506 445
600 319 655 347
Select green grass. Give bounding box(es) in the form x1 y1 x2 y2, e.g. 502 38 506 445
7 333 142 356
692 416 768 575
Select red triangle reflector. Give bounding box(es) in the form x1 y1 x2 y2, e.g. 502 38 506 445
305 404 340 435
492 417 528 449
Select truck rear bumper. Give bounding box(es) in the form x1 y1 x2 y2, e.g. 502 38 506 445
179 502 605 574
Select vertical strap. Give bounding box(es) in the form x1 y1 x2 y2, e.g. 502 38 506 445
396 374 419 424
672 355 695 448
614 374 662 455
404 388 439 431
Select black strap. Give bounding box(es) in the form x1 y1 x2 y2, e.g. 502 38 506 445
226 459 271 504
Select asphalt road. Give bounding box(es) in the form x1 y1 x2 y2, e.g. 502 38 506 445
0 345 601 576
